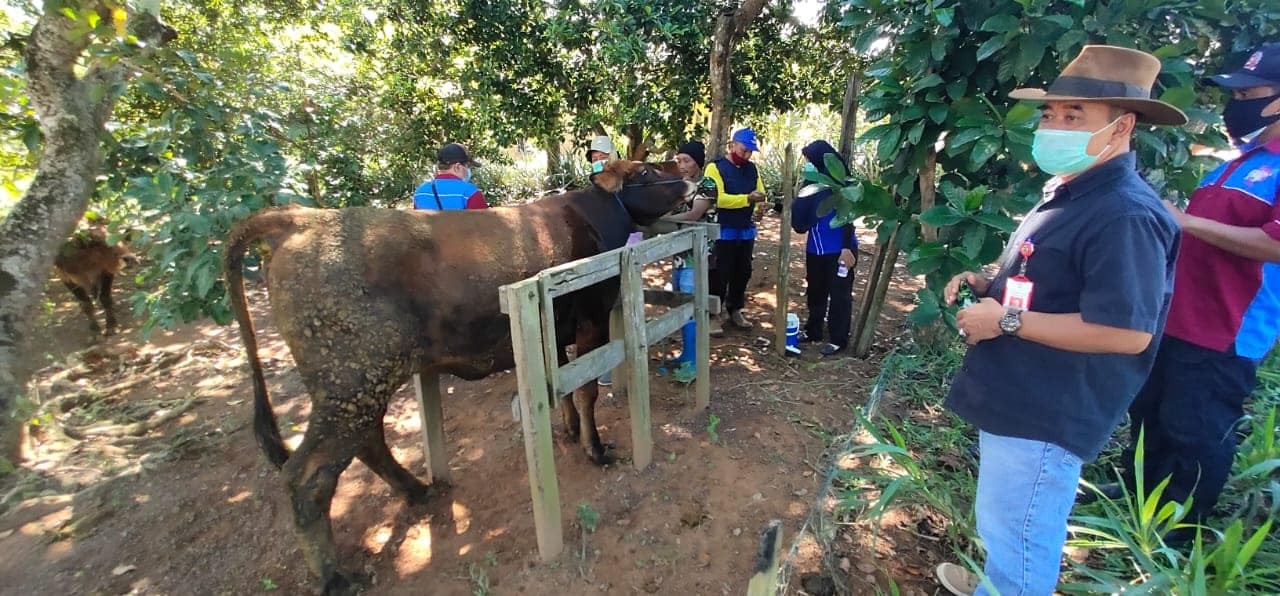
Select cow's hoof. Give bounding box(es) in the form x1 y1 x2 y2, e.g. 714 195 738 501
405 483 440 506
587 450 615 466
320 570 368 596
559 431 581 446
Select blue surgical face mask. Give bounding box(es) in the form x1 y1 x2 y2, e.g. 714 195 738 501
802 162 818 175
462 167 473 183
1031 117 1121 177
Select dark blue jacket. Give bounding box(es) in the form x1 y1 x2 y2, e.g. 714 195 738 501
792 141 856 255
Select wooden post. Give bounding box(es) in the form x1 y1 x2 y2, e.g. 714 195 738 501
412 373 450 485
692 226 711 411
745 520 783 596
837 71 861 162
502 283 564 561
773 143 796 357
619 248 654 470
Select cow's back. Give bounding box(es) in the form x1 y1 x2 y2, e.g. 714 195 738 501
263 204 587 380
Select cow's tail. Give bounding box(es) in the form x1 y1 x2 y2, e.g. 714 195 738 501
224 207 300 469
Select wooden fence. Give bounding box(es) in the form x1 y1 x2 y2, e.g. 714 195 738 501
410 222 719 563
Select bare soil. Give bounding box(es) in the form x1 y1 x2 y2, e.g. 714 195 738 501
0 214 947 596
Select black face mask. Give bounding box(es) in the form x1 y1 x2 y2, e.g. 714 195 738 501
1223 93 1280 141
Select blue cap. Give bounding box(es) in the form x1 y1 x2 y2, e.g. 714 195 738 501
730 127 759 152
1208 43 1280 89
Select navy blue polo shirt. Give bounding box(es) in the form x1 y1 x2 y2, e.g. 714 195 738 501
945 152 1180 461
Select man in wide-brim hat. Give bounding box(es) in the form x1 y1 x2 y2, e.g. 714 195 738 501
936 45 1185 595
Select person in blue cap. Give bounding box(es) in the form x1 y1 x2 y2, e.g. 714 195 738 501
792 140 857 356
413 143 488 210
704 127 768 329
1087 42 1280 536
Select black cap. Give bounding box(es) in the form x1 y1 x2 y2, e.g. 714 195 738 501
677 140 706 168
437 143 481 167
1208 43 1280 89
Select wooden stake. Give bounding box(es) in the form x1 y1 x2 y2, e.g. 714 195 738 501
692 225 711 411
502 283 563 561
774 143 796 357
746 519 783 596
412 373 450 485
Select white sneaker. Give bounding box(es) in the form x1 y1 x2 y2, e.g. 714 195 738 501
936 563 978 596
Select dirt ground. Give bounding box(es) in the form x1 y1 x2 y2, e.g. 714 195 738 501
0 213 944 596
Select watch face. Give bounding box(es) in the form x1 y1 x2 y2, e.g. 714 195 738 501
999 311 1021 334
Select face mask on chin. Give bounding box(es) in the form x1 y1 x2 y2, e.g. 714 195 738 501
1031 116 1122 177
1223 93 1280 142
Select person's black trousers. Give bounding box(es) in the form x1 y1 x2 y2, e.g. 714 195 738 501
714 239 754 313
803 252 855 348
1124 335 1258 521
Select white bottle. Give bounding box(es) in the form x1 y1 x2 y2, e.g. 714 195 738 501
837 262 849 278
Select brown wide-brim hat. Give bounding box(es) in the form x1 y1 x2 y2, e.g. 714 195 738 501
1009 45 1188 126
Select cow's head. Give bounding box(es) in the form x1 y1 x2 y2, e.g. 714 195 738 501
590 160 693 225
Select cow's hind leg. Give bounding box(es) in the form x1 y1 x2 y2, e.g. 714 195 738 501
357 414 435 505
97 272 118 335
556 346 582 445
574 322 613 465
283 412 364 595
64 281 101 336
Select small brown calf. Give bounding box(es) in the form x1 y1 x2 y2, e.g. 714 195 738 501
54 227 135 337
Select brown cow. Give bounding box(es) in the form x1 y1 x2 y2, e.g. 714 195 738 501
54 227 136 337
224 160 691 594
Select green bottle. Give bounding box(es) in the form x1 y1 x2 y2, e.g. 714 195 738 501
958 282 978 309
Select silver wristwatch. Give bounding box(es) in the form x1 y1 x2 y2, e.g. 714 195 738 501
999 309 1022 336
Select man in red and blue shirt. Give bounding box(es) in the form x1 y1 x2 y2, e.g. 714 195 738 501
413 143 488 210
1112 43 1280 526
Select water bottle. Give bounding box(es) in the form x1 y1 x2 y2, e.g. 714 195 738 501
958 282 978 308
837 262 849 278
785 313 802 355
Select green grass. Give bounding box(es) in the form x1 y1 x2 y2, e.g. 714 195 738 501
836 336 1280 591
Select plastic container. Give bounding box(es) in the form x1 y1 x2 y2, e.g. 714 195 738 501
837 262 849 278
785 313 802 355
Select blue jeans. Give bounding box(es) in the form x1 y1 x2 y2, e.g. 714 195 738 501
672 267 696 365
975 431 1082 595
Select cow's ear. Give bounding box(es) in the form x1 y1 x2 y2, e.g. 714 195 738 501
589 169 623 194
588 158 634 193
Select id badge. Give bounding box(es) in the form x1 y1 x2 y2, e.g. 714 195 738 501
1002 276 1034 311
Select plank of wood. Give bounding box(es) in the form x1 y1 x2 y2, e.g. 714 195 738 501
692 225 711 411
619 248 653 470
501 281 564 562
645 302 694 345
412 373 451 485
633 228 694 265
745 520 783 596
556 339 623 396
642 289 721 314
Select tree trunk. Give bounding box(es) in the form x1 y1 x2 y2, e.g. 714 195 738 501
544 137 562 190
707 0 769 159
837 71 860 163
0 6 170 464
851 222 903 358
625 123 648 161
